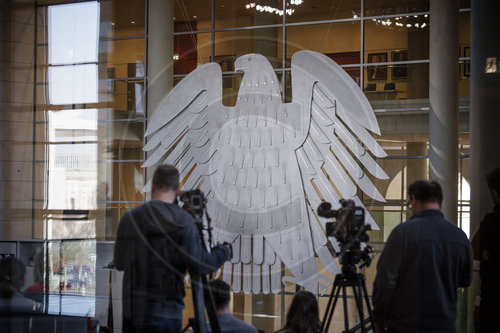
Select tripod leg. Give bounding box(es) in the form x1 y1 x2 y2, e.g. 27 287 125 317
342 285 349 333
202 275 221 333
361 278 375 330
352 282 366 333
321 281 336 332
323 279 342 333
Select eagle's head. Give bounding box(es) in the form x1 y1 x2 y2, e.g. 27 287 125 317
234 53 281 98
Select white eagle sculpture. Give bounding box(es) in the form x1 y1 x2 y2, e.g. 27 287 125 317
143 50 388 294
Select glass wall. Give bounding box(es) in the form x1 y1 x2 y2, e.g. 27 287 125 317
1 0 471 332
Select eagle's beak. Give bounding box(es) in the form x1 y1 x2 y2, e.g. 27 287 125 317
234 56 252 73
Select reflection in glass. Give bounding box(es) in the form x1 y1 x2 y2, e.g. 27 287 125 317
100 0 146 38
286 22 360 61
48 2 99 65
48 64 98 105
364 0 429 17
46 240 96 316
106 39 145 78
215 0 282 29
48 110 98 211
364 15 430 61
215 28 282 68
286 0 361 23
48 2 100 105
364 63 429 101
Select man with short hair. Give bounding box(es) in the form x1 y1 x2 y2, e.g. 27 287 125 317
114 165 231 333
206 279 258 333
478 168 500 332
372 179 472 333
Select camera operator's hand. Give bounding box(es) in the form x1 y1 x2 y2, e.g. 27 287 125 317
216 241 233 261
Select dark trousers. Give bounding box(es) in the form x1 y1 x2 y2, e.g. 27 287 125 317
123 317 182 333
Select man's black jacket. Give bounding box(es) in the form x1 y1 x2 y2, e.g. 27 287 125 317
114 200 230 324
372 209 472 333
479 203 500 294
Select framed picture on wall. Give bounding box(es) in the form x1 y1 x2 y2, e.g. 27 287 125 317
214 55 235 88
463 46 470 78
367 52 387 80
391 50 408 79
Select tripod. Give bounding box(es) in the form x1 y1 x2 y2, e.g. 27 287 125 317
180 191 222 333
183 272 221 333
320 271 374 333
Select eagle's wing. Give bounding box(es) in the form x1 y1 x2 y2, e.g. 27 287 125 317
142 63 223 191
291 50 388 237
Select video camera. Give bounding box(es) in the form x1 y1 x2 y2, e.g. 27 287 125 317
178 189 232 258
178 189 206 219
317 199 372 276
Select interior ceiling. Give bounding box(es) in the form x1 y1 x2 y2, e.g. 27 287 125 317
108 1 429 28
173 0 427 22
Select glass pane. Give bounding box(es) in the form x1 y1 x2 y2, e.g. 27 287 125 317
365 205 406 243
98 162 144 202
96 204 143 239
364 62 429 101
286 21 361 63
174 0 211 30
364 0 429 17
46 240 96 315
287 0 361 23
173 32 211 75
110 79 146 114
100 0 146 38
34 123 144 160
105 38 145 78
37 1 146 43
48 65 99 105
47 2 100 64
36 107 146 123
215 0 283 29
364 14 430 62
215 28 283 68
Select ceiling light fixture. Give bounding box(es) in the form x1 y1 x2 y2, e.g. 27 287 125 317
245 2 294 15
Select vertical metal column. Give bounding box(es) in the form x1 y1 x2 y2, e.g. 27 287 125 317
470 1 500 234
146 0 174 182
429 0 459 224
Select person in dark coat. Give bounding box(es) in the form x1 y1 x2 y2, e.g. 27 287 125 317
372 179 472 333
114 165 231 333
478 168 500 332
